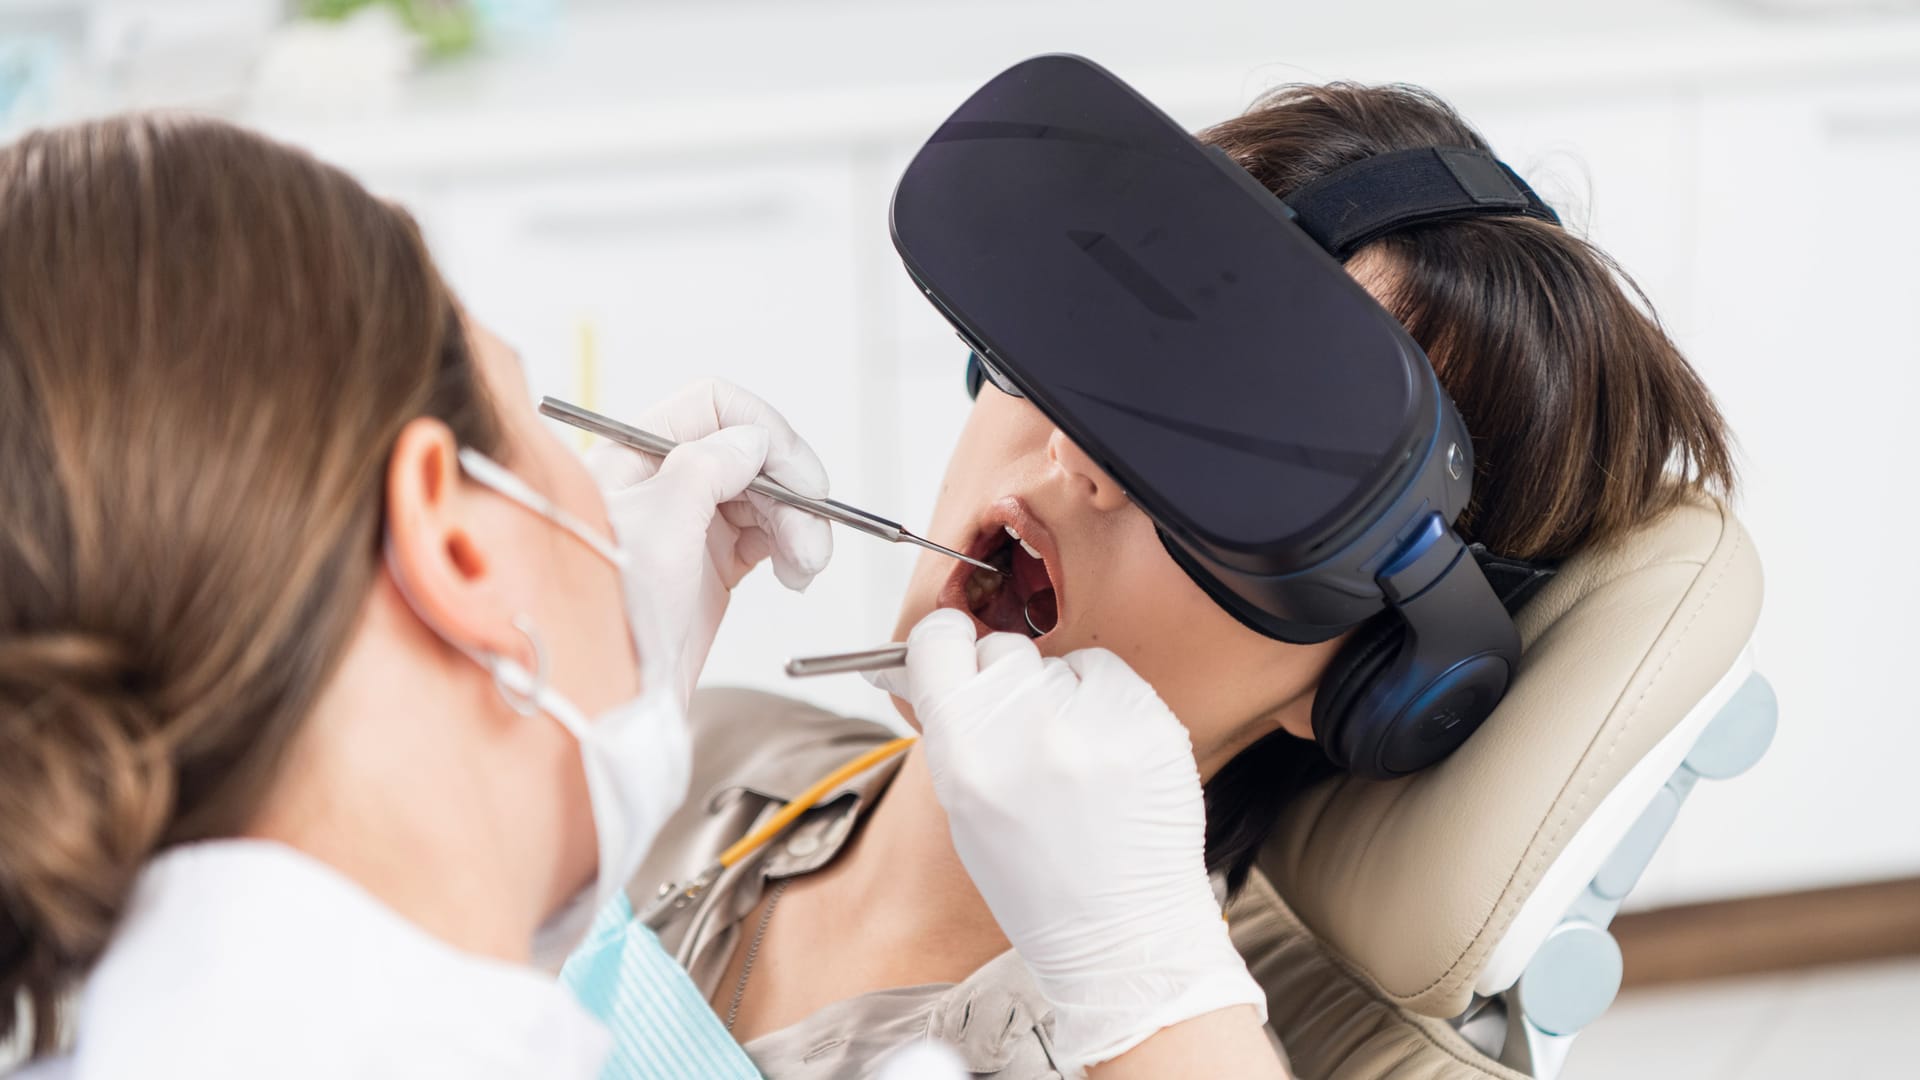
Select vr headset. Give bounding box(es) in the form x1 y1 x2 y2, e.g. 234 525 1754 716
890 55 1559 779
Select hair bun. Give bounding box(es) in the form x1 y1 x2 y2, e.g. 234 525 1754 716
1 629 170 1056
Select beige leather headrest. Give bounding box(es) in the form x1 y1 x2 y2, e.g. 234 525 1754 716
1256 493 1762 1018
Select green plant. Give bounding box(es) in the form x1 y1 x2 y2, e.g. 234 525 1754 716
300 0 480 60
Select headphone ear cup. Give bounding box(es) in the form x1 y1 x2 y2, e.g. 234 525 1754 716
1311 615 1407 772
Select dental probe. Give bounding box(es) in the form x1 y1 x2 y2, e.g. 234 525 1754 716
540 397 1004 577
784 644 910 678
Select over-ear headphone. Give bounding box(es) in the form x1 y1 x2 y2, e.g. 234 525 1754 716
1310 547 1556 777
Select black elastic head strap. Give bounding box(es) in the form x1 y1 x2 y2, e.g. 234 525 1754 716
1469 543 1558 615
1283 146 1560 262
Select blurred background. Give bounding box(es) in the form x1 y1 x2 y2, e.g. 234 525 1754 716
3 1 1916 1076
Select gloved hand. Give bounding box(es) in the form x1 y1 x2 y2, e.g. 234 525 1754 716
588 378 833 706
868 609 1266 1071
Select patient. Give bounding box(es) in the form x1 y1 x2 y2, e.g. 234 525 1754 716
625 83 1736 1078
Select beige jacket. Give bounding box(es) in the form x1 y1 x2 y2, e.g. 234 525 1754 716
626 687 1522 1080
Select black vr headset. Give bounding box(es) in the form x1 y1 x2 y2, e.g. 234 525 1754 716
890 55 1559 779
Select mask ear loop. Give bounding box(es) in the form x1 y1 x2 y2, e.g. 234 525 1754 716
492 614 549 717
458 448 625 568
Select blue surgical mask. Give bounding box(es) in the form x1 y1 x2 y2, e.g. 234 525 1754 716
561 893 762 1079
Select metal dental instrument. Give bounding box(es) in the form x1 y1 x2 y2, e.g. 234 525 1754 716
540 396 1004 577
787 593 1051 678
1024 592 1050 637
784 644 910 678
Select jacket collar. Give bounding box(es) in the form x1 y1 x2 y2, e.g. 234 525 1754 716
733 745 910 880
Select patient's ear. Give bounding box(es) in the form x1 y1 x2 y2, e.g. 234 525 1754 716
383 418 517 659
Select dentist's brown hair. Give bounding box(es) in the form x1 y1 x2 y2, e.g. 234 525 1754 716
0 114 501 1057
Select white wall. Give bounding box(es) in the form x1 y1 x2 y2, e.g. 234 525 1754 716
12 0 1920 906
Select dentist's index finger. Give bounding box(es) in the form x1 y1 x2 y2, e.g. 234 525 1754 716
584 441 659 490
651 425 771 504
659 377 832 499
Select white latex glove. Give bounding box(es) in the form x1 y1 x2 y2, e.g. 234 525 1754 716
586 378 833 705
869 609 1266 1073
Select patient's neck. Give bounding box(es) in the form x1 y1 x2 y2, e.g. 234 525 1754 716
833 744 1010 970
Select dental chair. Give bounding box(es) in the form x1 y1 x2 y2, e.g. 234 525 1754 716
1227 493 1773 1080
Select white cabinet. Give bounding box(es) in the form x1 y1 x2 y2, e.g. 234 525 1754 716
1409 76 1920 904
1628 76 1920 904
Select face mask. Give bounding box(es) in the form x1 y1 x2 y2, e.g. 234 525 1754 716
561 892 763 1078
388 448 693 965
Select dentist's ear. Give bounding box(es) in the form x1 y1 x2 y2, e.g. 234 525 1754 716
383 417 518 660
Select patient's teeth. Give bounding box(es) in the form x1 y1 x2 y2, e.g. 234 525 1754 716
1018 538 1041 560
966 567 1005 608
1004 524 1021 541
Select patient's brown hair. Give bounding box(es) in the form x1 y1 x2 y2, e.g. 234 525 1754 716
1199 83 1737 890
0 115 499 1057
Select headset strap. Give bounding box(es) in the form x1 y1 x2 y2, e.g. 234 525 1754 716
1469 544 1558 614
1284 146 1560 261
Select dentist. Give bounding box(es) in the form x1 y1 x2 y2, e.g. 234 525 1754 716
0 114 836 1078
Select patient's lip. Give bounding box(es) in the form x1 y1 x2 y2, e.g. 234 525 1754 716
937 495 1066 640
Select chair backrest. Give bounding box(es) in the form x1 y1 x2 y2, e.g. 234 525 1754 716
1255 493 1763 1020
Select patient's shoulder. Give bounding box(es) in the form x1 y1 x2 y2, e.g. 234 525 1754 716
685 686 902 796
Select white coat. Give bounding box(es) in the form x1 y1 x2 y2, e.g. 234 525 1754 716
18 840 610 1080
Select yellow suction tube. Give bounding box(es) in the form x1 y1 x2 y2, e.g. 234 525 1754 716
716 737 916 869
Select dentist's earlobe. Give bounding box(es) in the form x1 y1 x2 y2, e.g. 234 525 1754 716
487 614 549 717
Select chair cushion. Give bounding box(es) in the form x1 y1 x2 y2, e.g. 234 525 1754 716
1255 494 1762 1017
1229 869 1529 1080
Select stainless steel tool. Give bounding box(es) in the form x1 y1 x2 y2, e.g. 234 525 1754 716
784 644 910 678
540 397 1003 577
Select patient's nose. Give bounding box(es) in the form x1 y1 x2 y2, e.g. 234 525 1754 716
1047 427 1130 512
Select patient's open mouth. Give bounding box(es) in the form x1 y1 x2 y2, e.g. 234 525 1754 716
939 499 1063 640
